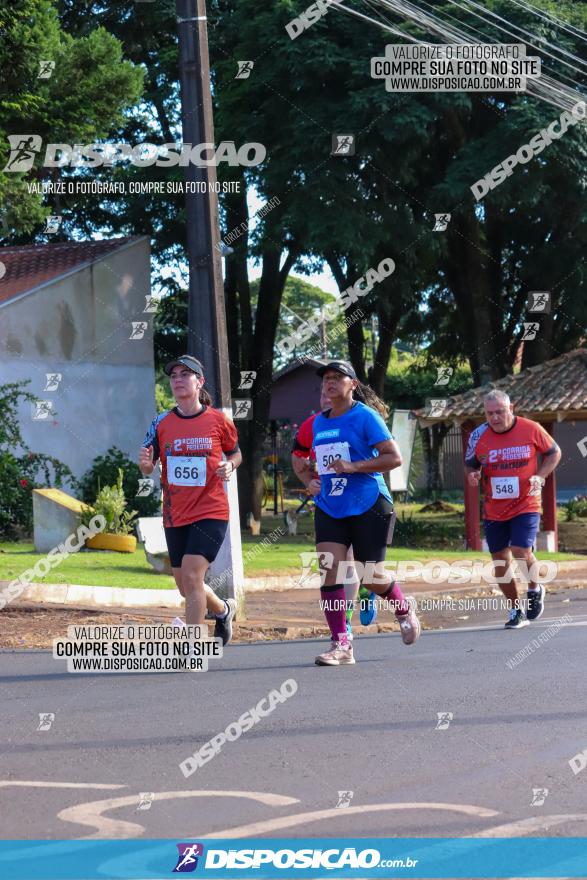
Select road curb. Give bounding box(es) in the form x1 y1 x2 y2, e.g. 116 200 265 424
1 559 585 611
4 582 183 610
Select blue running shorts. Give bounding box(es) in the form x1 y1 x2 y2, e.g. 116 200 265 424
483 513 540 553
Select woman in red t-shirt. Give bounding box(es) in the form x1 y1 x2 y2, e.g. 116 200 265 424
139 355 242 640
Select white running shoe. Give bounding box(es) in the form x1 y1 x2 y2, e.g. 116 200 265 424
315 641 355 666
397 596 421 645
172 617 186 628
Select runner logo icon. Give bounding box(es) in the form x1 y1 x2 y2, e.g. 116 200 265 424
329 477 347 496
173 843 204 872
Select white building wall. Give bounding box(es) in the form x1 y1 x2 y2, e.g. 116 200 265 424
0 237 156 481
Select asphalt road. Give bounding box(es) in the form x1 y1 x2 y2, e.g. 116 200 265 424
2 608 587 842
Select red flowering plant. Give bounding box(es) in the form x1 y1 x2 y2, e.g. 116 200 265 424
0 382 78 539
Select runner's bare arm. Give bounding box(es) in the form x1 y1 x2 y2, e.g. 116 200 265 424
216 450 242 480
465 464 482 486
291 453 315 488
139 445 155 476
330 439 401 474
535 444 561 480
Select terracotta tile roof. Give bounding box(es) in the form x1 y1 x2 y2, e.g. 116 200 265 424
414 348 587 423
0 237 137 305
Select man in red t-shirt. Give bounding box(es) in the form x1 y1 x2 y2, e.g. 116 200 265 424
465 389 561 629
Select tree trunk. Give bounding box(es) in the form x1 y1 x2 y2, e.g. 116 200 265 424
326 254 367 381
223 178 250 388
224 255 240 375
368 292 401 398
234 247 297 527
422 423 450 497
443 213 504 385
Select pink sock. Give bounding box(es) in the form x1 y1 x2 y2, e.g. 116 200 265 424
320 586 348 644
383 581 409 616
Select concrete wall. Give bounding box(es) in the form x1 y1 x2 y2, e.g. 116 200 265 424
0 237 156 480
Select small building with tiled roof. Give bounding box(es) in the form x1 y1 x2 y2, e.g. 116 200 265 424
0 236 155 479
269 357 327 427
415 349 587 426
413 349 587 551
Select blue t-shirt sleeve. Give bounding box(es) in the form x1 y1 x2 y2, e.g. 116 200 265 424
362 407 392 447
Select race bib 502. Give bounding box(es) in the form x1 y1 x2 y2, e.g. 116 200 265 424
315 441 351 476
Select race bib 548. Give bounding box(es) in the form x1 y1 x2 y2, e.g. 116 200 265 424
490 476 519 499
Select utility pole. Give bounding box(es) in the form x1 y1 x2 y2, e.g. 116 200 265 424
176 0 244 608
176 0 230 406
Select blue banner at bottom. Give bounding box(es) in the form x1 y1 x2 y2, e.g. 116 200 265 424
0 838 586 879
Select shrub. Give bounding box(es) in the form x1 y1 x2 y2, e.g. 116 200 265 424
564 496 587 522
79 446 160 517
155 379 175 414
0 452 31 539
0 383 78 539
393 511 461 549
80 469 138 535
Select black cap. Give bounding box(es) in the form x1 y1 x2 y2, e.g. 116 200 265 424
316 360 357 380
164 355 204 377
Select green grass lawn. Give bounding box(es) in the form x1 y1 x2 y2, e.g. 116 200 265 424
0 534 583 590
1 501 584 590
0 542 176 590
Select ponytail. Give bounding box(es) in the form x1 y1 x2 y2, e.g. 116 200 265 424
199 388 212 406
353 381 389 420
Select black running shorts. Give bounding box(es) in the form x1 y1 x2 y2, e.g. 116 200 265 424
314 494 394 564
164 519 228 567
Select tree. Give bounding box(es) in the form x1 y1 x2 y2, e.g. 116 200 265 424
32 0 586 520
253 274 350 366
385 357 474 496
0 0 144 241
403 0 587 381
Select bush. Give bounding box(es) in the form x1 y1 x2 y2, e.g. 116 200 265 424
80 469 138 535
564 496 587 522
0 452 31 539
0 383 78 540
78 446 160 518
155 379 175 414
393 511 461 549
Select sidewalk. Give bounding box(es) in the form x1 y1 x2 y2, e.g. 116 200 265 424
2 567 585 649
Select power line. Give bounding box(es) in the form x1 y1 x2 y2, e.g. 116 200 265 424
505 0 587 45
336 1 419 41
376 0 586 92
447 0 587 77
352 0 586 112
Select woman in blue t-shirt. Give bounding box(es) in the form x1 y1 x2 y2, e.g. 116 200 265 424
300 361 421 666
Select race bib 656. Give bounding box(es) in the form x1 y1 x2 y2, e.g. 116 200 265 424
168 455 206 487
